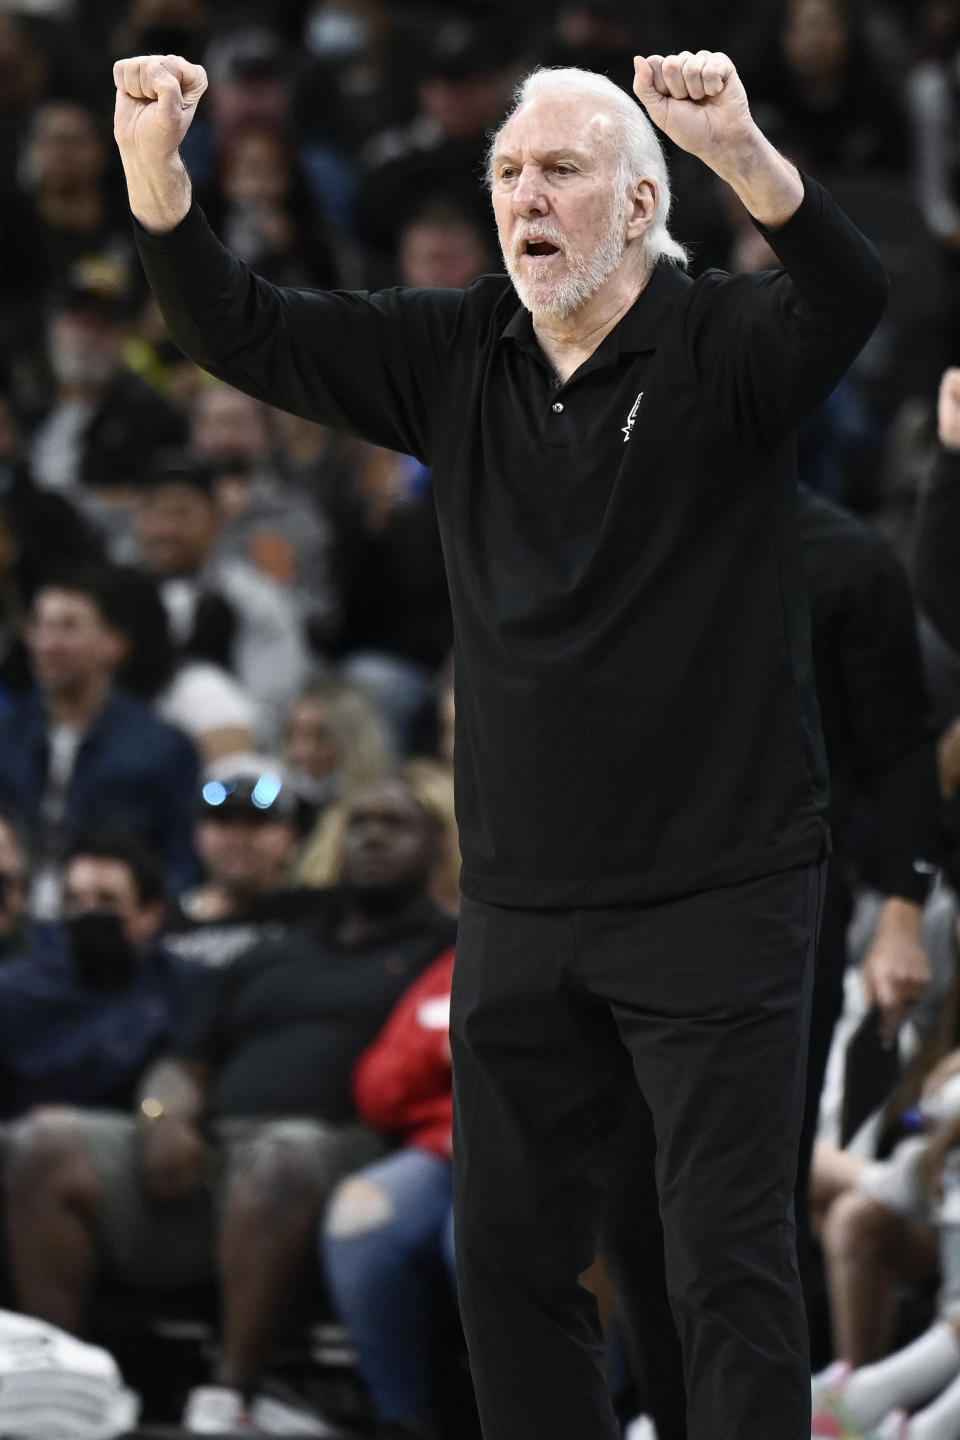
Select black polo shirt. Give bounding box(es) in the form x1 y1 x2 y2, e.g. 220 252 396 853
136 174 887 908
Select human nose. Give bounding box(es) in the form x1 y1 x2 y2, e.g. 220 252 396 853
512 164 547 216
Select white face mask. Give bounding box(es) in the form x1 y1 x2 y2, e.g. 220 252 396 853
305 6 372 62
49 336 120 388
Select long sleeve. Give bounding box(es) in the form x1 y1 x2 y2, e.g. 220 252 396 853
686 174 888 450
834 559 941 901
915 447 960 657
906 62 960 242
134 204 466 464
803 491 941 902
352 949 454 1148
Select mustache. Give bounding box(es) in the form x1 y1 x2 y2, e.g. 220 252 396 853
512 224 567 261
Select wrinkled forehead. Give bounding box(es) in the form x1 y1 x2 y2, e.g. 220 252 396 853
493 92 619 168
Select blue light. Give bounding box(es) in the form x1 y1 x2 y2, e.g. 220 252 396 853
202 781 228 807
251 773 283 809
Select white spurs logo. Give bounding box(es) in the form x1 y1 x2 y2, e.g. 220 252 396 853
621 391 644 442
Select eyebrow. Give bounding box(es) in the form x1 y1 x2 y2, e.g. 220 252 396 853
491 148 592 170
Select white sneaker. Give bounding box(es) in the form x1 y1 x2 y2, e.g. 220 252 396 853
625 1417 658 1440
249 1390 346 1436
182 1384 253 1433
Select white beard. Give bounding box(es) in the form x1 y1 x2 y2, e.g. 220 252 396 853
501 192 631 321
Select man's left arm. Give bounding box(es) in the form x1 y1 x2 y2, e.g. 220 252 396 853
634 52 889 446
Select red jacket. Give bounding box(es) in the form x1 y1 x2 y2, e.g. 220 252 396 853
352 948 454 1158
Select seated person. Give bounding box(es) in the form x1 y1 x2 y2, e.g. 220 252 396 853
162 753 332 971
812 882 960 1366
0 806 30 962
322 945 456 1440
6 774 456 1437
812 1126 960 1439
0 830 197 1120
0 566 200 915
132 448 310 747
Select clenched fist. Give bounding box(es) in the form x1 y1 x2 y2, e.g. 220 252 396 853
632 52 754 165
633 50 803 230
938 367 960 453
112 54 205 231
114 53 207 161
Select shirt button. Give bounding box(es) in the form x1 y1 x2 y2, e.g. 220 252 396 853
552 401 564 413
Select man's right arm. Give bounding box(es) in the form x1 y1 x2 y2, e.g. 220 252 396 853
114 54 458 462
113 54 203 232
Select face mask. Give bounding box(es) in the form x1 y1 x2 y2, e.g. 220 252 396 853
67 912 138 990
306 7 371 61
49 337 120 388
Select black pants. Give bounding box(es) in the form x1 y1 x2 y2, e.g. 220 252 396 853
603 856 846 1438
450 862 823 1440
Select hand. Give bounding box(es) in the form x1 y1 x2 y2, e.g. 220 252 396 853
140 1115 211 1203
632 52 756 167
114 54 208 165
862 929 932 1046
938 367 960 453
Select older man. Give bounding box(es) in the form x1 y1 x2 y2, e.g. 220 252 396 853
113 49 887 1440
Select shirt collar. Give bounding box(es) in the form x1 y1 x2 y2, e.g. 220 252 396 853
499 260 692 362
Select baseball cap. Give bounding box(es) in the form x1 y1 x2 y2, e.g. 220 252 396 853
197 754 299 823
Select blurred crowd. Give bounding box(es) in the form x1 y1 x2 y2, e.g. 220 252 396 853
4 0 960 1437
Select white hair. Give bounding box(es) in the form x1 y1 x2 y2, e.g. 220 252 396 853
488 66 688 269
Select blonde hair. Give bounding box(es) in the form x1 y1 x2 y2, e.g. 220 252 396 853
287 677 395 787
294 760 461 915
488 65 688 268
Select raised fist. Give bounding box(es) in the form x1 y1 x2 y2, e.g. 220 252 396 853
632 51 754 166
938 367 960 453
113 53 207 165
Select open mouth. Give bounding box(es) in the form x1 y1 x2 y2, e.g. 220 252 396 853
522 238 562 259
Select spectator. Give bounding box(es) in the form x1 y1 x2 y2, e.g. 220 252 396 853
298 759 460 919
201 119 342 290
322 945 456 1440
0 566 199 916
15 99 132 289
0 806 30 962
133 447 310 745
812 1036 960 1435
282 676 394 819
0 434 105 702
336 441 452 749
293 0 418 164
812 879 960 1367
105 563 258 763
351 16 511 265
6 773 456 1436
187 385 338 648
162 754 327 971
906 3 960 263
395 200 497 290
916 368 960 687
744 0 909 176
27 256 186 497
0 829 198 1119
